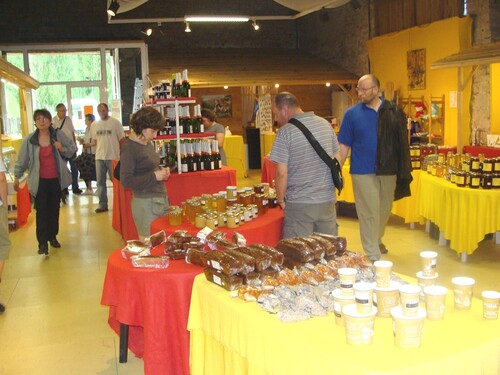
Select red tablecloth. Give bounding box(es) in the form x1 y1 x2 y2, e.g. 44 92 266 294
151 207 284 247
462 145 500 158
101 247 203 375
112 165 237 241
261 156 276 187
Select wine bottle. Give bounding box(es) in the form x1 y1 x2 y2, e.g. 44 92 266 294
175 72 182 98
212 140 221 169
182 69 191 98
180 140 188 173
171 74 177 97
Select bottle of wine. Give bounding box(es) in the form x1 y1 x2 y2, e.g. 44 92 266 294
212 140 221 169
180 140 188 173
181 69 191 98
171 73 177 97
175 72 182 98
193 139 203 171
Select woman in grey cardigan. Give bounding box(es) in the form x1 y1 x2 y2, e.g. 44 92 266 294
14 109 75 255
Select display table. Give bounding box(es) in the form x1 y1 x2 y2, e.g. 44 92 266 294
224 135 247 179
150 207 284 247
260 132 276 160
462 145 500 158
112 165 237 241
417 172 500 259
188 274 500 375
101 247 203 375
261 156 421 225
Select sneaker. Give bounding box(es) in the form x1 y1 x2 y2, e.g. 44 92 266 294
83 189 93 195
73 188 83 195
95 207 109 213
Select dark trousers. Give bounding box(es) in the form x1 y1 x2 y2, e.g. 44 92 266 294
35 178 61 246
68 158 79 190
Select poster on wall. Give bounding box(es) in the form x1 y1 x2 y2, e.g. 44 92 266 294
201 94 232 118
407 49 426 90
256 94 273 134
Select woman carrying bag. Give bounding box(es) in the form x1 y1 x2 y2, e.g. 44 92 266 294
14 109 75 255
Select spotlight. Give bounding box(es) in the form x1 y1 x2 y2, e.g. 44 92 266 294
274 83 280 88
185 22 191 33
252 20 260 31
107 0 120 17
141 26 153 36
326 82 331 87
224 85 229 89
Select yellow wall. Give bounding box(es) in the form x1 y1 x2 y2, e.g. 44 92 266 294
491 63 500 135
367 17 472 147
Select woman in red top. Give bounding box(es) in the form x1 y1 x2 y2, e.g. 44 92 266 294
13 109 75 255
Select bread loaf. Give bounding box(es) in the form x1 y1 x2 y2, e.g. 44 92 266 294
204 267 243 291
248 244 284 267
204 250 245 276
232 246 272 271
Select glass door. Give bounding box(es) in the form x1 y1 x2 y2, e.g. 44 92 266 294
68 84 101 134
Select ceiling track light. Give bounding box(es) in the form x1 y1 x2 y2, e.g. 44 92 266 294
185 22 191 33
141 25 153 36
252 20 260 31
185 16 249 23
107 0 120 17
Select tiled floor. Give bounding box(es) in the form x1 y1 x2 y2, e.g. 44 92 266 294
0 172 499 374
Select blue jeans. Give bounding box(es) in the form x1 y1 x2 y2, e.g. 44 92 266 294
95 159 113 208
68 158 79 190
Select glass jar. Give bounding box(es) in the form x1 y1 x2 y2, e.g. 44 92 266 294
217 213 227 227
494 158 500 172
253 183 265 194
205 214 218 230
195 213 206 229
481 158 494 173
236 189 246 204
435 163 445 177
244 206 253 222
481 173 493 189
267 194 277 208
461 160 471 172
248 204 258 218
255 194 268 216
469 172 481 189
226 212 239 228
226 185 237 200
215 194 227 212
455 171 466 187
470 157 481 172
168 206 183 226
492 173 500 189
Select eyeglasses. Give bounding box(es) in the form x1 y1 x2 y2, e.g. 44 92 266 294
356 86 375 93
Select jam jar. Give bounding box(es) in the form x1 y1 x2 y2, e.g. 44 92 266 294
468 172 481 189
470 157 481 172
492 173 500 189
481 158 494 173
455 171 466 187
481 173 493 189
168 206 183 226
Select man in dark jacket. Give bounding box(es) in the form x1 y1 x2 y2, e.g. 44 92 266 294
338 74 412 261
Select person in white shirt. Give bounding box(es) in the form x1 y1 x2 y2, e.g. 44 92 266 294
53 103 82 197
91 103 125 213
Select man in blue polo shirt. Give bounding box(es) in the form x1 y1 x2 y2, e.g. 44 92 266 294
338 74 411 261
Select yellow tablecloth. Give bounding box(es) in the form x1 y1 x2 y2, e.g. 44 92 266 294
224 135 247 179
417 172 500 255
260 132 276 159
339 167 422 224
188 274 500 375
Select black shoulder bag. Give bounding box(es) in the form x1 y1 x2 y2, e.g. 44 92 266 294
289 118 343 195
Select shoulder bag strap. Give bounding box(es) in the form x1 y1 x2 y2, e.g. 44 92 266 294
288 117 343 194
59 117 66 130
288 118 334 169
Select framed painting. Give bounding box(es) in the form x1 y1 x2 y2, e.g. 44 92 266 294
407 49 426 90
201 94 232 118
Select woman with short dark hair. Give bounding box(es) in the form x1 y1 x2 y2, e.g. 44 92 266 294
13 109 76 255
201 109 227 166
120 106 170 240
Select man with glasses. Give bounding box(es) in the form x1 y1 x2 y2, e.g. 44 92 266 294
337 74 412 262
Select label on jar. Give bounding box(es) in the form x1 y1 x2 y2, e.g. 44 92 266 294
482 163 492 172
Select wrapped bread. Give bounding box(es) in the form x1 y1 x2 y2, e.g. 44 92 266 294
310 234 336 256
276 268 302 286
232 232 247 247
208 238 238 251
147 230 167 247
232 246 272 272
204 250 245 276
168 230 193 244
121 240 151 259
312 233 347 256
165 247 187 260
295 237 325 260
204 267 243 291
276 238 315 263
224 248 255 274
248 244 284 267
185 248 207 267
237 271 261 287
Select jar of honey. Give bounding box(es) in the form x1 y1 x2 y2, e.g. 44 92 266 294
168 206 182 226
461 160 471 172
216 194 227 212
255 194 269 216
217 213 227 227
253 183 265 194
226 186 237 200
267 194 277 208
226 212 239 228
205 214 218 230
492 173 500 189
195 213 206 229
494 158 500 172
481 173 493 189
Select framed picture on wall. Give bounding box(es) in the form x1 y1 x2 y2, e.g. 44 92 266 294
201 94 232 118
407 49 426 90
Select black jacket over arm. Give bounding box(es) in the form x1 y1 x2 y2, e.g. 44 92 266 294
376 100 413 201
